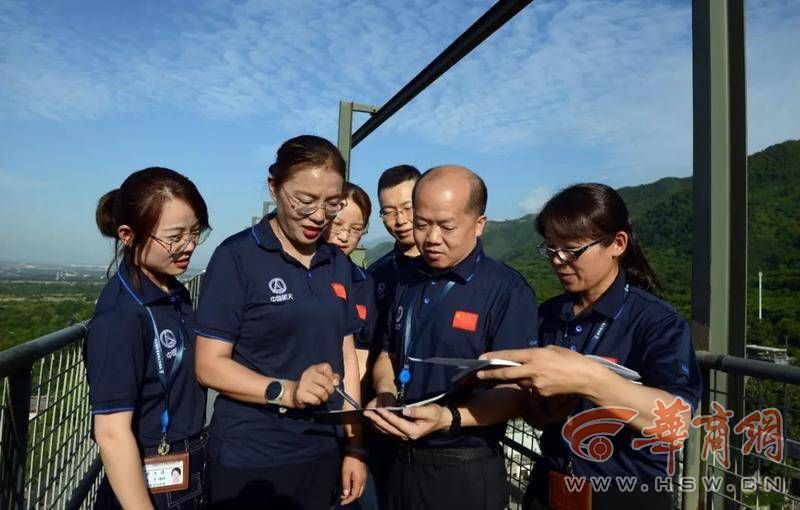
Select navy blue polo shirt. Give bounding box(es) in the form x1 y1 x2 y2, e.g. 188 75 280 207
84 262 206 449
534 269 702 488
195 214 362 468
350 262 378 352
385 241 538 449
368 243 418 345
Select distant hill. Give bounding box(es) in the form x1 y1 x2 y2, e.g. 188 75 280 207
364 140 800 347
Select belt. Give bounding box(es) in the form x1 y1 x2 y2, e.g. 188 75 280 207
143 429 208 456
396 444 500 465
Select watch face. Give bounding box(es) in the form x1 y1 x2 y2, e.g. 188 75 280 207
266 381 283 401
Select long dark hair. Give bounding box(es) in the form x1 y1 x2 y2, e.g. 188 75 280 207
95 167 209 288
535 183 660 293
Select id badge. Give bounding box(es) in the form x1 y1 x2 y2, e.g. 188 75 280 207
549 471 591 510
143 452 189 494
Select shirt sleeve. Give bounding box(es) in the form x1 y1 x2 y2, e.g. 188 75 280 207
489 283 539 352
194 244 247 343
343 272 365 341
84 311 145 414
353 276 378 350
638 312 703 410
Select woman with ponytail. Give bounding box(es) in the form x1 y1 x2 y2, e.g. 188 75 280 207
85 167 210 509
477 183 701 509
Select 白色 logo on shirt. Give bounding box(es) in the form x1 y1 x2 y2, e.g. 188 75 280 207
160 329 177 349
269 278 287 294
268 277 293 303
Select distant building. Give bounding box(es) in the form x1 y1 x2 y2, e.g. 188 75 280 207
746 344 792 365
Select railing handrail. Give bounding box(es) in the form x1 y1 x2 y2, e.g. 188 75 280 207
695 349 800 385
0 323 87 378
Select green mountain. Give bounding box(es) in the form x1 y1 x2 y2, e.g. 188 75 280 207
366 140 800 347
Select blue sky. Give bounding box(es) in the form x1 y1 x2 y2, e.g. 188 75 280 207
1 0 798 266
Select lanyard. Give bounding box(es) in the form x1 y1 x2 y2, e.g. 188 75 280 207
397 253 481 399
398 280 455 399
117 271 186 453
562 284 629 355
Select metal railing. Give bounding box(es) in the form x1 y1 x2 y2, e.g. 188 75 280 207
0 324 101 510
2 273 799 509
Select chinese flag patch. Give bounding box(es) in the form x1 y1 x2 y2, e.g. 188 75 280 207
356 304 367 320
331 282 347 300
452 311 479 332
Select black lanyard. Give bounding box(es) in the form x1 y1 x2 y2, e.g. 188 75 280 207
562 284 629 355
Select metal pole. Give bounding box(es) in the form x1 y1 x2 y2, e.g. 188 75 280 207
351 0 533 148
337 101 354 180
0 369 33 509
687 1 747 508
758 270 763 320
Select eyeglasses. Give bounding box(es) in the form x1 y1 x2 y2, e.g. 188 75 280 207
150 228 211 255
537 235 612 263
283 189 345 218
329 224 368 238
379 203 413 222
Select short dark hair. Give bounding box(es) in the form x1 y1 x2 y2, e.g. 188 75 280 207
377 165 421 194
415 166 487 217
269 135 346 189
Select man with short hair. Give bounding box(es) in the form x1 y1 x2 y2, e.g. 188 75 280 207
366 165 539 510
363 164 421 509
368 165 422 330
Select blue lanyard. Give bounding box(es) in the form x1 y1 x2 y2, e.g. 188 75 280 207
397 253 482 396
117 271 186 438
563 284 629 355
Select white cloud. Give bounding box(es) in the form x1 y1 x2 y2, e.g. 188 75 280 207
518 186 551 214
0 0 797 183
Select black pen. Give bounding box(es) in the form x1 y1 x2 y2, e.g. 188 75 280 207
335 384 362 410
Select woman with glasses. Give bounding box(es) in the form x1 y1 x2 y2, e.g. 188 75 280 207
194 135 367 509
85 167 210 509
478 183 702 509
324 182 384 510
324 182 376 384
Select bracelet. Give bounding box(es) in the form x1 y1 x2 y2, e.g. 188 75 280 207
446 403 461 434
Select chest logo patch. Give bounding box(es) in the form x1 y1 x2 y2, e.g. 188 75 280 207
269 278 287 294
377 282 386 298
268 277 293 303
356 304 367 320
452 311 479 332
160 329 177 349
331 282 347 300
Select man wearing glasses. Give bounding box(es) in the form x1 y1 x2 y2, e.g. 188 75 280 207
368 165 422 335
365 166 538 510
362 165 421 508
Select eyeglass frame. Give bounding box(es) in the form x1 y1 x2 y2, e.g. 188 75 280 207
281 188 345 218
328 224 368 238
537 235 614 263
379 203 413 222
149 228 211 256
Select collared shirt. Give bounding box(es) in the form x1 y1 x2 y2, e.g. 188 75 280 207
194 214 362 468
384 241 539 449
368 243 418 343
534 269 702 486
84 261 206 448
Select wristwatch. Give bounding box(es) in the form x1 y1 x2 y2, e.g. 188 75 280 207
265 380 285 405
